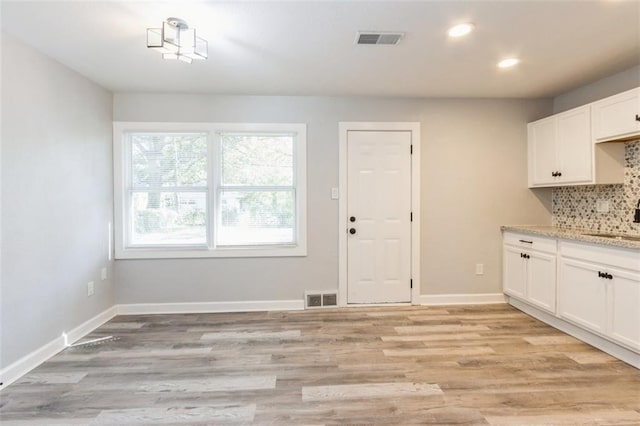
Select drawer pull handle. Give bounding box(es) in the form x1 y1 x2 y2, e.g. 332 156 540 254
598 271 613 280
519 239 533 244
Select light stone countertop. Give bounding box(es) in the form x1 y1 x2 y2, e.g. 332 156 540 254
501 225 640 250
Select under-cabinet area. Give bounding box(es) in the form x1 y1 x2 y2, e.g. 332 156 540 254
502 227 640 368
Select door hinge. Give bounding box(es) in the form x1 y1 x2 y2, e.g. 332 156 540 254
410 212 413 222
410 279 413 289
410 144 413 154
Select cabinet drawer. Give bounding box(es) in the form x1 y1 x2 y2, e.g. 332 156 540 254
560 241 640 271
503 232 557 254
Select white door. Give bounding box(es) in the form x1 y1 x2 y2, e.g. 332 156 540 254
503 245 526 300
346 130 412 304
556 106 592 184
528 117 557 186
558 258 608 335
526 250 557 314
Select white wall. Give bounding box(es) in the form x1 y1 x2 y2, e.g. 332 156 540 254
1 34 115 368
114 94 552 303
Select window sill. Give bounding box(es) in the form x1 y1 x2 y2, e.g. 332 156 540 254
114 245 307 260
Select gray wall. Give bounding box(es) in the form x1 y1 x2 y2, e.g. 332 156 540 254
114 94 552 303
1 34 115 368
553 65 640 113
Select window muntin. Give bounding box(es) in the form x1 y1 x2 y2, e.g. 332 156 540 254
114 122 307 258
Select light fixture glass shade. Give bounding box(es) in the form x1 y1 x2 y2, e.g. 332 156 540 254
147 18 207 63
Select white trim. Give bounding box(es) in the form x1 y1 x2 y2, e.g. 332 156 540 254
509 297 640 369
0 306 117 390
115 299 305 315
112 122 307 259
338 122 421 306
419 293 507 306
62 306 119 346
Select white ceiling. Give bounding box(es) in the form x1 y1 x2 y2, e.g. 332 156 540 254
1 1 639 98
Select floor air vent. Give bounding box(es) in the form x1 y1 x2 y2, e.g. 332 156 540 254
356 31 404 45
305 291 338 309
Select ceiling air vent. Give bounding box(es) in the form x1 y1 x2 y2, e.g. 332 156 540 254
356 31 404 45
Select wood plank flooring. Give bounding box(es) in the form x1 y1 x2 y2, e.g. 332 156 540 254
1 304 639 425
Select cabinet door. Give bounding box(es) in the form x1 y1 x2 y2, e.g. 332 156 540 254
558 258 607 335
609 268 640 351
526 250 556 314
556 106 593 184
528 118 557 186
592 88 640 142
503 245 526 299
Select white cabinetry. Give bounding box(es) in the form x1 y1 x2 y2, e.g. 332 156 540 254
592 87 640 143
558 241 640 352
528 106 592 187
503 231 640 366
502 232 556 313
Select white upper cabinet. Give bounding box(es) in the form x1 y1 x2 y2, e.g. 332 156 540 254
592 87 640 143
528 105 593 187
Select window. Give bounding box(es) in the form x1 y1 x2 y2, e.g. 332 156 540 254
113 122 307 258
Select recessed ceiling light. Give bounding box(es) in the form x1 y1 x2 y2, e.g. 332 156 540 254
497 58 520 68
448 23 475 38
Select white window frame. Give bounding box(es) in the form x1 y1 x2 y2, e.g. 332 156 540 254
113 122 307 259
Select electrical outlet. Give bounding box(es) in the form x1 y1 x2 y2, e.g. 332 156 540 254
87 281 95 297
475 263 484 275
596 199 610 213
101 267 107 281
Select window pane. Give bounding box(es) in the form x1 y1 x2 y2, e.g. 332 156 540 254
131 191 207 246
218 190 294 245
131 133 207 187
221 134 293 186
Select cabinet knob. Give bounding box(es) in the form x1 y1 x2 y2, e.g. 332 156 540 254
350 216 356 222
636 114 640 122
349 228 356 235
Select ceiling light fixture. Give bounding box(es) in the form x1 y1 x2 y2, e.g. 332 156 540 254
147 17 208 64
497 58 520 68
448 23 475 38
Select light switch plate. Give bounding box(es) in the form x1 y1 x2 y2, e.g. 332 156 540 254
331 187 339 200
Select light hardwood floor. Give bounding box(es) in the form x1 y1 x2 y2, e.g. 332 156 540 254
1 304 639 425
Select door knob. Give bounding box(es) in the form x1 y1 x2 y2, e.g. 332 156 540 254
349 228 356 235
350 216 356 222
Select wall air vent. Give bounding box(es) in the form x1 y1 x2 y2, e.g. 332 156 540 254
356 31 404 45
305 291 338 309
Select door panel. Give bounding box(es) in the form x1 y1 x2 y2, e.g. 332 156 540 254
347 131 411 304
558 258 607 335
503 246 526 299
526 251 556 313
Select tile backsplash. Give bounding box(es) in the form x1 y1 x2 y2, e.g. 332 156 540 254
552 140 640 235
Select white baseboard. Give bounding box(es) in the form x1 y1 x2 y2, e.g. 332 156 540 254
0 306 117 390
508 297 640 369
419 293 507 306
116 299 305 315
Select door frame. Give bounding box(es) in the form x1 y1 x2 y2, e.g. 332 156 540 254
338 122 421 306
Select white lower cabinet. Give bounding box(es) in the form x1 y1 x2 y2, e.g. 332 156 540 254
609 269 640 351
503 232 556 314
558 256 640 351
503 232 640 364
558 257 608 335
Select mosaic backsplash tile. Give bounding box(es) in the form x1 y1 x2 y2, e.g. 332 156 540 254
552 140 640 235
